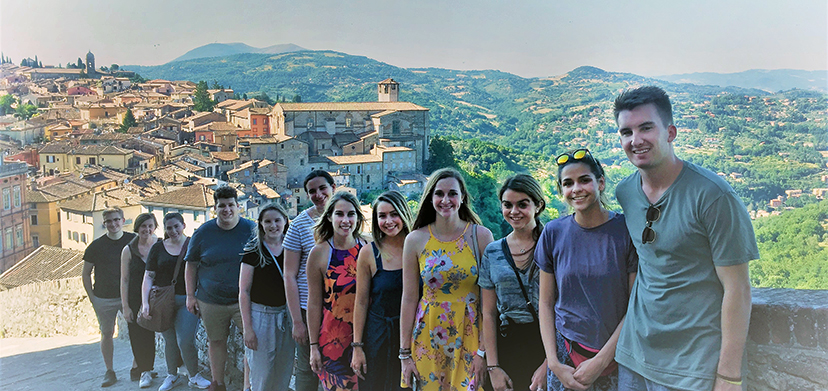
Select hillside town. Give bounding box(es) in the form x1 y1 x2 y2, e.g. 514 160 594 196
0 52 430 274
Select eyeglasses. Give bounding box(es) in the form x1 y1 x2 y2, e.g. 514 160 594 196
642 205 661 244
556 149 594 166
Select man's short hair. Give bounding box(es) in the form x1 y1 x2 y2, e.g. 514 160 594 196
614 86 673 127
213 185 238 203
101 206 124 219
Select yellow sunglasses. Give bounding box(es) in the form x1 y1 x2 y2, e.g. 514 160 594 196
556 149 594 165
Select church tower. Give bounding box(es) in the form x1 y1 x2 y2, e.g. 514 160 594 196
377 78 399 102
86 51 96 78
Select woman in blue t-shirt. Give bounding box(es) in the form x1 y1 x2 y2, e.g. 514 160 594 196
537 149 638 391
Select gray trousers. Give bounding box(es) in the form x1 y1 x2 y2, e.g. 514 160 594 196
246 303 295 391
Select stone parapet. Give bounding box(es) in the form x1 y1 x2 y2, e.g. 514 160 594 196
747 288 828 390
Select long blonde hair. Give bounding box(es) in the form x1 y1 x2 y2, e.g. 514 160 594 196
412 168 481 230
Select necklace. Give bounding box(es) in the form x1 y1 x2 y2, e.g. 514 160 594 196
510 243 536 256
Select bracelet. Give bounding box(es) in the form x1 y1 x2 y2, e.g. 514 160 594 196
486 365 501 371
309 342 319 346
716 373 742 386
398 354 412 360
476 349 486 358
350 342 364 348
399 348 412 354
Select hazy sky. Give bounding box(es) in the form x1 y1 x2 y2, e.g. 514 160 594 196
1 0 826 78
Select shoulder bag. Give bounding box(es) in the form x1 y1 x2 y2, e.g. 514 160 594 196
137 237 189 332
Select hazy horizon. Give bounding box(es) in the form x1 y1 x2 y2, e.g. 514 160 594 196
1 0 826 78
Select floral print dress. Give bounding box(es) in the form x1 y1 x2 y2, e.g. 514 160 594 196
319 240 363 391
411 224 480 391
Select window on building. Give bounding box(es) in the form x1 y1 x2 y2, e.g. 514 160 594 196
47 155 55 163
76 157 81 164
32 235 39 248
16 226 24 246
392 120 401 135
357 166 361 174
30 202 36 209
89 157 96 165
67 230 71 240
2 188 9 210
194 211 201 221
66 211 70 220
73 231 79 242
81 233 87 244
253 119 257 125
279 159 284 165
345 114 352 128
281 144 284 149
4 228 12 249
13 185 20 208
300 159 304 166
307 119 313 129
366 175 370 183
31 215 38 225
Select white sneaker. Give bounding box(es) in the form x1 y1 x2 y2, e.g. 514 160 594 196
188 373 211 389
158 374 180 391
140 371 153 388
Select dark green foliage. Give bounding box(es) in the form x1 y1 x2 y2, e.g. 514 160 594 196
14 103 38 120
0 95 16 116
193 81 215 112
426 136 457 173
750 200 828 289
120 109 137 133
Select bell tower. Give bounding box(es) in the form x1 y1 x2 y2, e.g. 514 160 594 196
377 78 399 102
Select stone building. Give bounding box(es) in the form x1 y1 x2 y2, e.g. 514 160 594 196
0 161 33 272
269 79 429 172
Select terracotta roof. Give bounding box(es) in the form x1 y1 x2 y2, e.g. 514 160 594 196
252 183 280 199
273 102 427 112
35 181 91 201
0 246 84 290
58 187 142 213
39 142 75 154
240 135 295 144
376 145 414 154
141 184 214 209
194 121 239 132
172 160 205 173
378 78 398 84
210 151 239 161
327 154 382 165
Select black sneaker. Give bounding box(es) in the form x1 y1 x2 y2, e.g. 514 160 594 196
101 369 117 387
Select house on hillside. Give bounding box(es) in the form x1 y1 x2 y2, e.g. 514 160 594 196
141 185 215 236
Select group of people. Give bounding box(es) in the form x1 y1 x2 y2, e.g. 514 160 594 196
82 85 758 391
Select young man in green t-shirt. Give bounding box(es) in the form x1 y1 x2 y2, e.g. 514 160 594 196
612 86 758 391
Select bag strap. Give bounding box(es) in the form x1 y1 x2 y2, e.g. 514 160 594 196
501 239 538 321
469 223 480 266
266 244 285 277
170 237 189 286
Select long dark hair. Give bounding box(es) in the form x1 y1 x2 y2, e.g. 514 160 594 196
555 149 609 209
371 190 413 246
412 168 481 230
243 203 290 268
499 174 546 242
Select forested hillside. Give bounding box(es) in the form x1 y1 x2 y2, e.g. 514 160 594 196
126 51 828 289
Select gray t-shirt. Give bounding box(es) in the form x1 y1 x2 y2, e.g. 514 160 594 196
185 218 256 305
478 238 539 325
283 209 316 309
615 161 759 391
535 212 637 350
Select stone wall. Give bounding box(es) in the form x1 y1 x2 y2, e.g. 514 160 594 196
747 288 828 391
0 277 245 388
3 280 827 390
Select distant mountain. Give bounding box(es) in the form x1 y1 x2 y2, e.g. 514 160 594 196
172 42 305 62
654 69 827 93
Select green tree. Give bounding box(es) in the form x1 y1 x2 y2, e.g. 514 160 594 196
119 109 137 133
14 103 38 120
110 64 119 72
0 95 16 116
426 136 457 173
76 58 83 69
292 95 302 103
193 81 215 112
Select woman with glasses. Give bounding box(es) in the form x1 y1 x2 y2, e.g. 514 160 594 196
479 174 548 391
537 149 638 391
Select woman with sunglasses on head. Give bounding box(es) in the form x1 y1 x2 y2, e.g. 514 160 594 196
537 149 637 391
479 174 548 391
399 168 494 391
239 204 295 391
307 191 367 391
350 191 413 391
143 213 212 390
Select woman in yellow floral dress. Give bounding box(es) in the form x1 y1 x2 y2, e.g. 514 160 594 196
400 168 494 391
